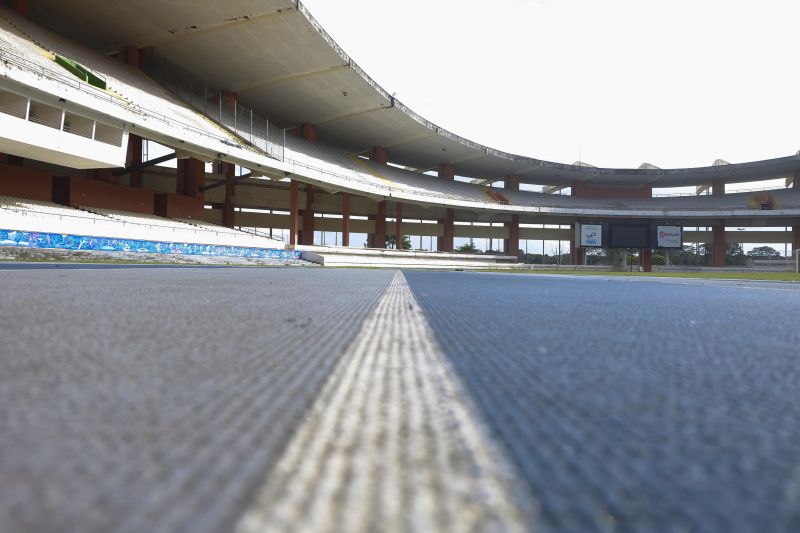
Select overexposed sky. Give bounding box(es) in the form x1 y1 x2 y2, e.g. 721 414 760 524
302 0 800 170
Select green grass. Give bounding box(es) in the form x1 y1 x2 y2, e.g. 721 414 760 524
479 269 800 282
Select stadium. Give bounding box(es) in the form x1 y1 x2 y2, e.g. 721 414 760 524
2 1 800 532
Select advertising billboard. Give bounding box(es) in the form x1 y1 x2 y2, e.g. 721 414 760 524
655 226 683 248
580 224 603 247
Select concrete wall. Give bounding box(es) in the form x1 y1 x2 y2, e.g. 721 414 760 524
154 193 205 219
53 176 154 214
0 162 55 201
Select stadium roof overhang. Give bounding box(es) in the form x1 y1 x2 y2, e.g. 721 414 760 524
27 0 800 188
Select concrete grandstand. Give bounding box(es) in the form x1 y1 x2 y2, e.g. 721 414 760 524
0 0 798 269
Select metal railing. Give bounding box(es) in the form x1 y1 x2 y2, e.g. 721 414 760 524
142 51 285 161
653 184 790 197
0 47 252 154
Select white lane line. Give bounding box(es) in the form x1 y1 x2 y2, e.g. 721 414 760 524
235 271 537 533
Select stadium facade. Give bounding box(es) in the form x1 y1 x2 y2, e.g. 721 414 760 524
0 0 798 269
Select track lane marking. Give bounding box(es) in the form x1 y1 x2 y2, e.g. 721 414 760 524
235 270 536 533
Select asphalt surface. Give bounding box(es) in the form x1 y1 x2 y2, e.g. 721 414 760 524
2 267 800 532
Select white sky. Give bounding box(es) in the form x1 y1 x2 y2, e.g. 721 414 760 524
302 0 800 170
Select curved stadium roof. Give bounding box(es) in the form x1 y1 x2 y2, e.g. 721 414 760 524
26 0 800 188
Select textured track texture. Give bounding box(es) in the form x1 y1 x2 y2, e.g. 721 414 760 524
0 268 394 533
4 267 800 533
236 271 534 533
404 271 800 532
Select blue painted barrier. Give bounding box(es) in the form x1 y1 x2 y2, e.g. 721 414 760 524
0 229 300 260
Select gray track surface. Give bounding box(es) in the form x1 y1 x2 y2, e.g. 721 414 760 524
2 268 800 532
0 268 394 533
404 271 800 532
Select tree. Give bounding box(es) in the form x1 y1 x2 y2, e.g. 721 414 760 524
726 242 744 266
385 234 412 250
455 242 479 254
747 246 781 258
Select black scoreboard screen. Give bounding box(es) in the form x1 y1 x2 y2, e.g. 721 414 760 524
608 223 651 248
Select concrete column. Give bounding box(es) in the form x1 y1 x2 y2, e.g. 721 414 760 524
177 158 204 199
341 193 350 247
711 179 725 196
641 248 653 272
369 147 389 165
395 202 404 250
711 224 726 267
289 180 299 246
437 163 455 251
220 161 236 228
126 134 143 187
301 184 315 245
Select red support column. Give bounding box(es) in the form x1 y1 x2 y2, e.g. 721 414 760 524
366 149 390 248
10 0 29 16
374 201 387 248
302 184 315 245
291 123 318 143
177 158 204 199
369 147 389 165
221 90 237 111
506 214 520 258
438 163 455 181
289 180 299 246
341 193 350 247
793 225 800 260
126 134 143 187
641 248 653 272
395 202 403 250
712 225 726 267
220 161 236 228
571 222 584 265
504 176 520 255
442 209 455 253
504 175 520 192
124 46 141 69
437 163 455 251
